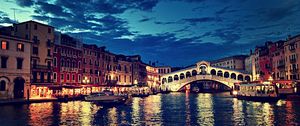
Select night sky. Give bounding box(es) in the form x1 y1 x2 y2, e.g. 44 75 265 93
1 0 300 67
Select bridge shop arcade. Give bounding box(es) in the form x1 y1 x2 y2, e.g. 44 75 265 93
183 80 232 93
160 61 252 92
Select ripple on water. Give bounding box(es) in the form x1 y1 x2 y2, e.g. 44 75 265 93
0 93 300 125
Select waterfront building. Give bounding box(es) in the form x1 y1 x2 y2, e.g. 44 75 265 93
53 33 84 96
103 51 118 85
156 66 172 85
127 55 147 85
211 55 248 70
1 21 55 98
0 35 31 99
81 44 106 93
146 65 160 90
116 55 133 85
253 42 273 81
245 50 257 80
270 40 286 80
284 35 300 81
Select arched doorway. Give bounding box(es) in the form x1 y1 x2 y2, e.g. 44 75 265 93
186 71 191 78
231 73 236 79
162 78 167 84
245 76 251 82
210 69 216 75
199 65 207 75
168 76 173 83
238 74 243 81
14 77 25 99
224 72 229 78
192 70 197 76
174 75 179 81
180 73 185 80
217 70 223 77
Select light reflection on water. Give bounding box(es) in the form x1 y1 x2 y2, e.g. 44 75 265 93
0 92 300 126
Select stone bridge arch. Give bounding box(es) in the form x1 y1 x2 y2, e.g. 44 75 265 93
160 60 252 92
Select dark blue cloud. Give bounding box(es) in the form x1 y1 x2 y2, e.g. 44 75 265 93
182 17 222 25
0 11 15 24
15 0 34 7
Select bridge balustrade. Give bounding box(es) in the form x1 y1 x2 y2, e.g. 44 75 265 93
163 74 242 91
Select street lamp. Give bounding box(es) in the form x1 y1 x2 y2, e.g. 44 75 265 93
83 76 90 84
134 79 138 85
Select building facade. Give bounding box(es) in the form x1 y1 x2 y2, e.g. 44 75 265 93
284 35 300 81
271 41 286 80
82 44 106 86
0 35 31 99
245 50 257 81
211 55 248 70
116 55 133 85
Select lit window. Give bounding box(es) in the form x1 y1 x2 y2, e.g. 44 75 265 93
1 41 8 50
17 43 24 52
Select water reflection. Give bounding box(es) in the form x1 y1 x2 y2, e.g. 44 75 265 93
0 93 300 125
197 93 214 125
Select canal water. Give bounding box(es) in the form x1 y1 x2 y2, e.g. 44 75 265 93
0 92 300 126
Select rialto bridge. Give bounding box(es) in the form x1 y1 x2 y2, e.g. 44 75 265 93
160 61 252 92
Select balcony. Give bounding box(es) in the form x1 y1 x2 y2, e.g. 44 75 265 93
290 59 297 63
105 80 118 85
277 64 285 69
289 47 296 52
31 79 53 83
290 68 299 73
61 67 78 72
32 65 52 70
32 38 40 44
47 40 53 47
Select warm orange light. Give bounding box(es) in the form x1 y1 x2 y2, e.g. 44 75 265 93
1 41 7 50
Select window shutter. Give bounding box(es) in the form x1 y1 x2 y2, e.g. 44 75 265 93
7 42 9 49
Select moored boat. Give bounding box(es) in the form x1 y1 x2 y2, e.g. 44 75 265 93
85 90 128 105
232 83 279 102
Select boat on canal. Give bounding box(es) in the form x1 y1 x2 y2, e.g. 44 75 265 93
85 90 128 105
232 83 279 102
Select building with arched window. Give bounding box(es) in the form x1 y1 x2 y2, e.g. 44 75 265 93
0 35 31 99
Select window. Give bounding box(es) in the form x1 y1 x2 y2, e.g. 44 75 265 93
32 59 37 68
0 80 6 91
53 72 57 80
34 24 37 30
1 41 8 50
47 72 51 83
47 49 51 56
53 58 57 67
16 58 23 69
25 24 28 29
48 28 51 33
47 61 51 69
78 62 81 69
72 74 75 81
78 75 81 82
67 74 70 81
61 74 64 80
33 47 38 55
1 56 8 68
17 43 24 52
